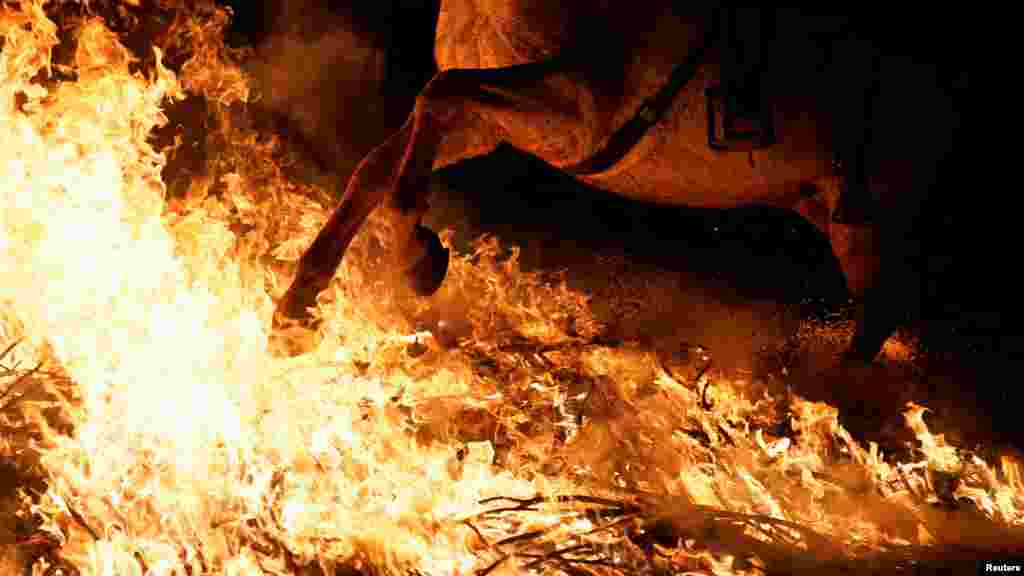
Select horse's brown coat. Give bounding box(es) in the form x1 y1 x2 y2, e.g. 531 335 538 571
274 4 955 363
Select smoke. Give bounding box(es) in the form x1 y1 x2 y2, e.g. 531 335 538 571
242 1 397 192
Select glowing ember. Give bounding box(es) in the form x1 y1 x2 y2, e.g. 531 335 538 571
1 1 1023 575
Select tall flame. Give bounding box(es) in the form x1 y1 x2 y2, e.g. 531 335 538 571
2 2 544 573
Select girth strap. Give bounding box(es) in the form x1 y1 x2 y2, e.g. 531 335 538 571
564 22 713 176
565 9 772 176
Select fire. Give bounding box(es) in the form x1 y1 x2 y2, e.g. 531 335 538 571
1 2 542 573
1 1 1023 575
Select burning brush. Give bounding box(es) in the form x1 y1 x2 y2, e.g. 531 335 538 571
1 1 1023 575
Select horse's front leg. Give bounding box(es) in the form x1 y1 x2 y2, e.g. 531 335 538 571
271 72 492 355
386 67 532 297
387 95 457 298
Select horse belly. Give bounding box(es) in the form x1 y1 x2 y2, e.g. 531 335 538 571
579 64 838 209
577 7 847 211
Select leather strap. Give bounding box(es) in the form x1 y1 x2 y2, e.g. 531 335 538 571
565 24 713 176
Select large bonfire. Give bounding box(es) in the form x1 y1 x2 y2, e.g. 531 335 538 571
0 1 1021 574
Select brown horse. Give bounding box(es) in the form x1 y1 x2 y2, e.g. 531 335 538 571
272 4 958 363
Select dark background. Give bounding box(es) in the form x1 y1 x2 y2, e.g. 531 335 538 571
216 2 1011 443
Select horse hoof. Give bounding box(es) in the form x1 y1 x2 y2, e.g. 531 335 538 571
404 224 449 296
270 287 323 357
270 310 322 357
269 322 322 357
273 285 319 328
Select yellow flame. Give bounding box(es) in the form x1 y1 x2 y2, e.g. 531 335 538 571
2 3 547 573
